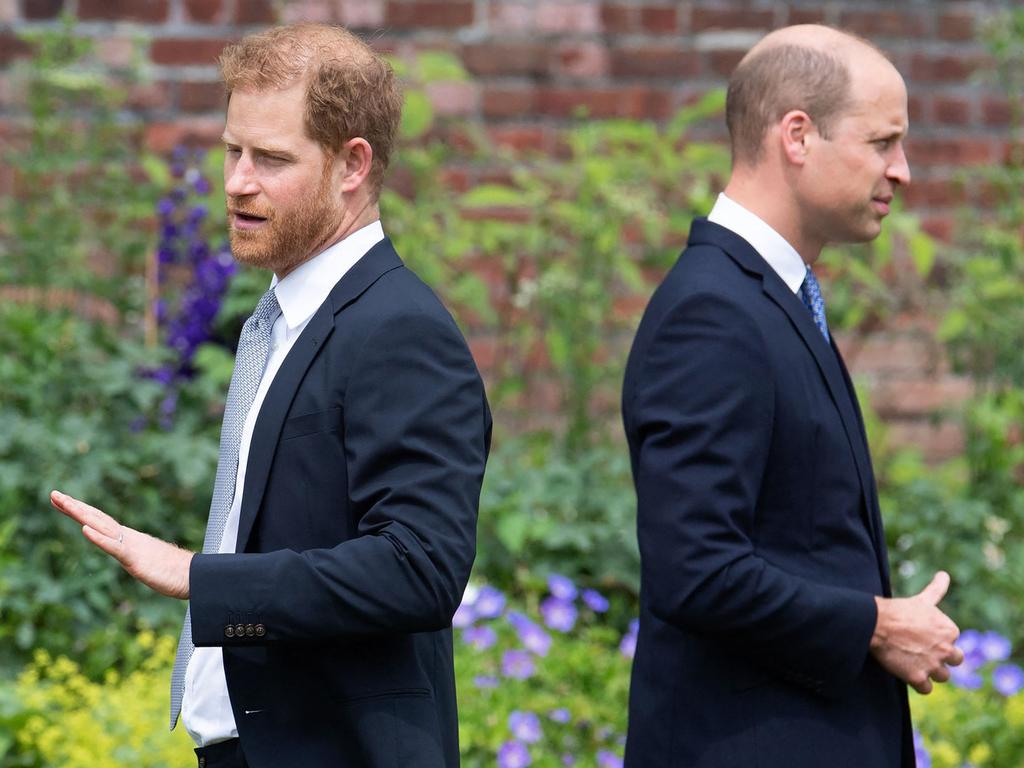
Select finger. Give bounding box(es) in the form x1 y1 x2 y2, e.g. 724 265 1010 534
82 524 124 560
944 647 965 667
919 571 950 606
51 491 120 540
930 665 950 684
912 678 933 695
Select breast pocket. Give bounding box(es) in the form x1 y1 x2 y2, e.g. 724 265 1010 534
281 407 342 441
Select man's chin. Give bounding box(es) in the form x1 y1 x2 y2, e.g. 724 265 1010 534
229 233 278 270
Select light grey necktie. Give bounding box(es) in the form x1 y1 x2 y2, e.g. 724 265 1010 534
169 287 281 728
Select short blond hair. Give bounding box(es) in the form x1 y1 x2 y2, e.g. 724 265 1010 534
219 24 402 198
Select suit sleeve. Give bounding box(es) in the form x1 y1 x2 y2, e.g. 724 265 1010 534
189 309 491 643
626 290 877 694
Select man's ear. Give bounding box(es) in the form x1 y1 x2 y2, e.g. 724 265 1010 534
779 110 814 166
336 137 373 194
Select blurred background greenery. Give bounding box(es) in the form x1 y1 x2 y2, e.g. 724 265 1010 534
0 9 1022 768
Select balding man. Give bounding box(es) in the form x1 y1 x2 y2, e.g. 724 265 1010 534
52 24 490 768
622 25 962 767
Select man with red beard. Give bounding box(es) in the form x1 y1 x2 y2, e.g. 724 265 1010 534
52 24 490 768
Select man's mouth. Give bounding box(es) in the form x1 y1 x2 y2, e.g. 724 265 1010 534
230 210 270 230
872 196 893 215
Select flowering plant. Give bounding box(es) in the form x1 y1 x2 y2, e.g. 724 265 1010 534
912 629 1024 767
455 575 635 767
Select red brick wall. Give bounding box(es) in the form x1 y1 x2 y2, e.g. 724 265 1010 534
2 0 1016 460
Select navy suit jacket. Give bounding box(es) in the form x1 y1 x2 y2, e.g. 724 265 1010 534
621 220 912 767
188 238 491 767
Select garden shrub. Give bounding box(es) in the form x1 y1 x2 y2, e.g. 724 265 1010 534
2 632 192 768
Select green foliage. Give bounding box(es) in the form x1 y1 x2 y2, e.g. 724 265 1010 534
2 632 192 767
0 304 218 679
456 583 631 766
477 438 639 594
819 202 936 333
0 18 156 315
912 665 1024 767
0 22 223 682
385 68 730 454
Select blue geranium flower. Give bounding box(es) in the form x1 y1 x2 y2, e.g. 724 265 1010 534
582 588 610 613
509 711 542 743
548 573 578 601
502 650 535 680
475 585 507 619
993 663 1024 696
540 596 578 632
497 741 531 768
463 624 497 651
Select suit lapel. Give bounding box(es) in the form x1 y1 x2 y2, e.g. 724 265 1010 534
234 238 405 552
688 220 883 559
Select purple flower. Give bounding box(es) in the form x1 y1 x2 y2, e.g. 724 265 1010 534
582 589 609 613
913 730 930 768
993 663 1024 696
464 625 497 651
950 663 984 690
157 197 175 217
540 596 578 632
597 751 623 768
980 631 1012 663
561 755 576 766
508 613 551 656
620 618 639 659
193 175 212 195
452 601 475 629
497 741 531 768
509 711 542 743
475 585 507 619
548 708 571 723
473 675 498 689
502 650 535 680
548 573 578 601
956 630 985 668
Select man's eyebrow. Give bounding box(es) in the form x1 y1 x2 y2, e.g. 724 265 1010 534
219 136 297 157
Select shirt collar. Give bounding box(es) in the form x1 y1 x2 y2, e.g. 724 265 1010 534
270 220 385 330
707 193 807 294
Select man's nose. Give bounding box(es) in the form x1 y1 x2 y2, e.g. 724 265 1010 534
224 156 259 197
887 144 911 186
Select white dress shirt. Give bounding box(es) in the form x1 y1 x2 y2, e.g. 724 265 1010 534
707 193 807 295
182 220 385 747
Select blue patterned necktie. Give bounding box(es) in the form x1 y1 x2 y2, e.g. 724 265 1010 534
799 266 830 343
169 287 281 728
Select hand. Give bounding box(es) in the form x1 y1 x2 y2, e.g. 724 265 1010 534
870 571 963 694
51 490 193 600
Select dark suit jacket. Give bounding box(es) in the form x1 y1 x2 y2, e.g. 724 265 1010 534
188 238 491 768
621 220 912 768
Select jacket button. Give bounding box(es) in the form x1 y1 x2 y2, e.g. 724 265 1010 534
225 625 235 638
254 624 266 637
245 624 255 637
235 624 246 637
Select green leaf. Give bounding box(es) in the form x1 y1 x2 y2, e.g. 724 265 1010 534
400 89 433 140
414 50 468 83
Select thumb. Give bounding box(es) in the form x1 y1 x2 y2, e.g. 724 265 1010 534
919 571 950 605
